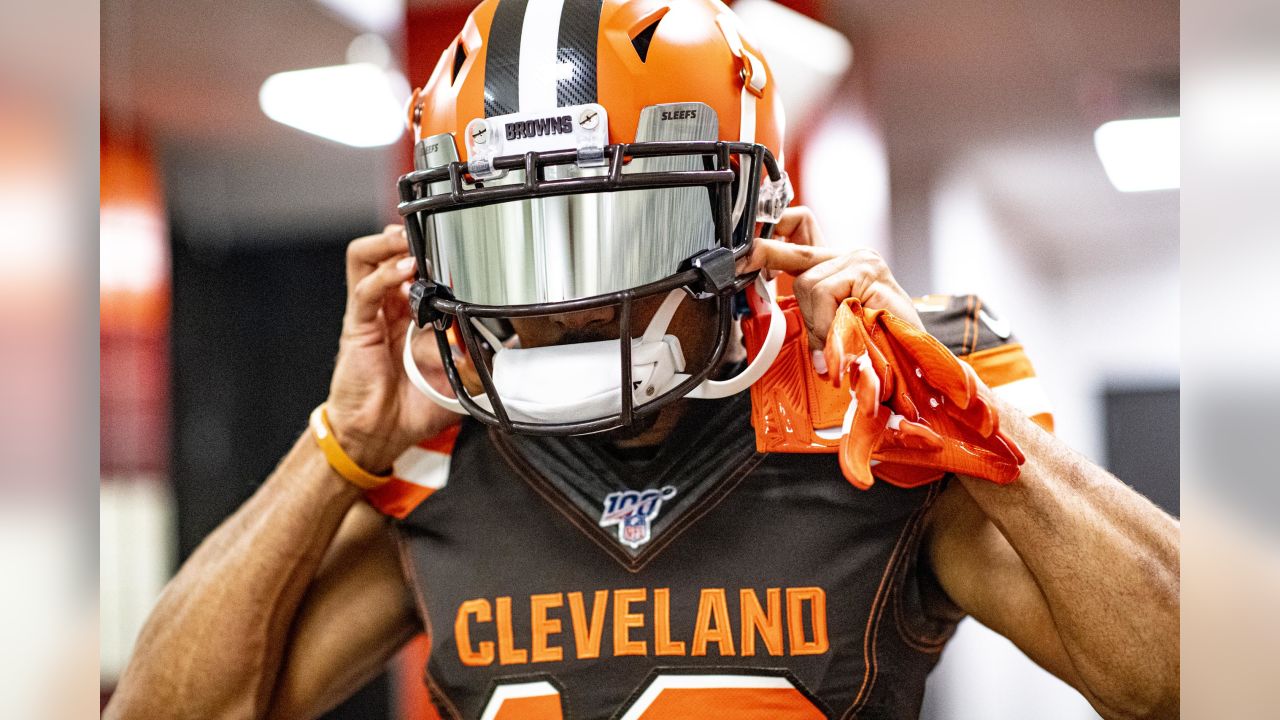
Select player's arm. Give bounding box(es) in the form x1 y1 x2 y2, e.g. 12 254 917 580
266 500 421 719
107 227 458 718
748 207 1179 718
926 405 1179 719
106 445 418 720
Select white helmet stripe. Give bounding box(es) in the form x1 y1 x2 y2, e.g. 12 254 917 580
518 0 567 111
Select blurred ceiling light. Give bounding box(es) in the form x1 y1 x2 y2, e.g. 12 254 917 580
732 0 853 130
259 63 407 148
346 32 394 68
314 0 404 34
1094 117 1180 192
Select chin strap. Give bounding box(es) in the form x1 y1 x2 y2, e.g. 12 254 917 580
642 289 687 344
404 324 469 415
685 275 784 399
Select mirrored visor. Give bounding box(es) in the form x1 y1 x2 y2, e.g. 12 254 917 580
422 184 715 306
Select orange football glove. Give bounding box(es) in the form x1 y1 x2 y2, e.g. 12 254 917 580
822 299 1024 489
741 296 1023 490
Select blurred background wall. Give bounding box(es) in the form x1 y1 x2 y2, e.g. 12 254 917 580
99 1 1179 717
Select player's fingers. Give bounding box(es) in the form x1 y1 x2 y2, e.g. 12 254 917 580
770 206 824 247
383 278 412 328
348 254 415 327
794 248 902 347
795 262 877 352
738 207 834 276
739 237 842 275
833 248 923 330
345 225 408 289
791 253 848 337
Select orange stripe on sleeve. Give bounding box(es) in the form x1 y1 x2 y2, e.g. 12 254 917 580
963 343 1056 433
419 423 461 454
364 424 461 519
963 343 1036 388
365 478 437 520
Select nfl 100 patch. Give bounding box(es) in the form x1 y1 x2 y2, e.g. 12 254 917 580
598 487 677 549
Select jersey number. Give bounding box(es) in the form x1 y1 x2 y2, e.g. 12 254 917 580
479 672 825 720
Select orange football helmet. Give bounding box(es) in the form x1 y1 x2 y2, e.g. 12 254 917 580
398 0 793 436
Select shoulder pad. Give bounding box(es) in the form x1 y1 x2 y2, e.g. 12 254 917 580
915 294 1017 356
913 294 1052 432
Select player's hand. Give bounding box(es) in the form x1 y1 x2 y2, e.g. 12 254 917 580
739 206 923 365
324 225 459 472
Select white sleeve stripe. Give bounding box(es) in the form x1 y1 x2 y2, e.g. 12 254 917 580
992 377 1052 418
392 446 451 490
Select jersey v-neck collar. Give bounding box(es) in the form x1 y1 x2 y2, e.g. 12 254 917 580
489 393 762 571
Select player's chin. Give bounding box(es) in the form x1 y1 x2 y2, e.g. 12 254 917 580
598 409 663 444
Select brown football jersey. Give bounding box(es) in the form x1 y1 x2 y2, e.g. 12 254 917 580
373 295 1049 719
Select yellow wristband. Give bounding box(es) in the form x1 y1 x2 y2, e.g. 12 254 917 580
309 404 392 490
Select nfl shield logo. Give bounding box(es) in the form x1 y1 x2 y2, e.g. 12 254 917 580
598 486 678 549
622 516 646 545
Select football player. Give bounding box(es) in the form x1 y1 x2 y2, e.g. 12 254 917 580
106 2 1179 718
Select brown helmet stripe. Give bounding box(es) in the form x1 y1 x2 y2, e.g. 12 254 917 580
555 0 603 107
483 0 528 117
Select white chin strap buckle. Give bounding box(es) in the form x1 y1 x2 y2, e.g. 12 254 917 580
403 275 786 426
489 287 690 424
491 329 686 424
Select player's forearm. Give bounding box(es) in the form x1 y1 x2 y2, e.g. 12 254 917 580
959 403 1180 719
107 432 362 720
